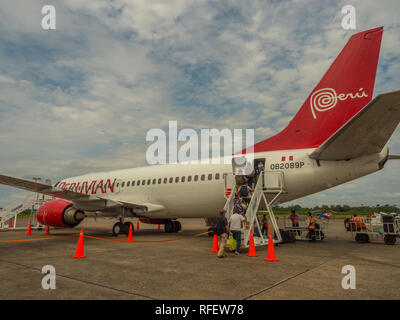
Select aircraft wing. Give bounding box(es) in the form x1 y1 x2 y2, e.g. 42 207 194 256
0 174 99 201
0 174 163 215
310 90 400 160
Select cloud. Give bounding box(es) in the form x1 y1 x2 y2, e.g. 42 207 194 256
0 0 399 208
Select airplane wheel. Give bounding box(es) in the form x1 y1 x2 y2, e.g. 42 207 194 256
165 220 174 233
112 222 123 236
173 221 181 232
124 222 134 235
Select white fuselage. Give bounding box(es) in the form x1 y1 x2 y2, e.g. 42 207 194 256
58 147 389 219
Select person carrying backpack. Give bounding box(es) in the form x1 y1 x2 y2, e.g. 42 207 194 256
239 183 252 205
214 209 232 258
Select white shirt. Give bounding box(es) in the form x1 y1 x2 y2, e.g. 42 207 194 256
229 213 245 231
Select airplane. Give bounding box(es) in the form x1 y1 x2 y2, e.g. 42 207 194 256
1 26 400 237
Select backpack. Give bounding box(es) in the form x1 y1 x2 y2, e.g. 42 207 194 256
215 216 226 235
239 185 249 197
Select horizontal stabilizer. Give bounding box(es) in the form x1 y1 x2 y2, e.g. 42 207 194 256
310 89 400 160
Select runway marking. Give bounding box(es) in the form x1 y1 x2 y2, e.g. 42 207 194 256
242 260 329 300
194 230 213 237
83 234 182 243
0 237 55 243
242 244 365 300
0 258 157 300
0 229 208 244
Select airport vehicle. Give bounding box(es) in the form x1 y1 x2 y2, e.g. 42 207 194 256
282 216 327 241
1 27 400 239
346 214 400 245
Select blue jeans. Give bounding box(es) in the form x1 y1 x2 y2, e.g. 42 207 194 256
232 230 241 252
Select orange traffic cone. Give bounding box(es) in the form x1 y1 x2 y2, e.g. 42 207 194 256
136 220 140 230
25 222 32 236
44 225 50 235
128 224 134 242
247 230 258 257
264 230 280 262
211 233 219 252
73 229 85 258
9 220 13 228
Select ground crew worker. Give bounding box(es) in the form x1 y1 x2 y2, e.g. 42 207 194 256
308 212 316 242
215 209 232 258
353 214 360 222
290 209 300 235
290 209 299 227
261 215 269 236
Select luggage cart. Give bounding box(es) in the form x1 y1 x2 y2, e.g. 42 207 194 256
282 216 328 241
345 215 399 245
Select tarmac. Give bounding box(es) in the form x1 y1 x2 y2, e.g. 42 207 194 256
0 217 399 300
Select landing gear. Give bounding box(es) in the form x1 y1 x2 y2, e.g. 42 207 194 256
124 221 134 235
112 222 123 236
164 220 181 233
112 221 134 236
173 220 182 232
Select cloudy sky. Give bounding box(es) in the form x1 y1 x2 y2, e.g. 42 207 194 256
0 0 399 208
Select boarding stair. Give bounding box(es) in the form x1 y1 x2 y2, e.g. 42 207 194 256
223 170 287 247
0 194 47 230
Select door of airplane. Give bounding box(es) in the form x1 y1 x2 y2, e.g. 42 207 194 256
223 173 236 199
254 158 267 187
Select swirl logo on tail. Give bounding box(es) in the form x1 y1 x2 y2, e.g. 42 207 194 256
310 88 368 119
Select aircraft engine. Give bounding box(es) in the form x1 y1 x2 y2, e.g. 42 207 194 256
36 200 85 228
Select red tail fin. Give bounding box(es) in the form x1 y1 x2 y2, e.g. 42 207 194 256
247 27 383 153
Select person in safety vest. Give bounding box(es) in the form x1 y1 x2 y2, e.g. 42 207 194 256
308 212 316 242
353 214 360 222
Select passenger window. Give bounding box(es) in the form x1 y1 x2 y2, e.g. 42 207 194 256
127 181 130 187
132 181 135 186
194 175 198 181
169 177 173 183
147 179 151 185
215 173 220 180
142 180 146 186
116 183 119 187
208 174 212 180
188 176 192 182
175 177 179 183
181 176 185 182
201 175 205 181
152 179 156 184
164 178 167 184
158 178 162 184
122 182 125 188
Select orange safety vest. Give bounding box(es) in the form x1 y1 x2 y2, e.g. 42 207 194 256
308 216 316 230
353 216 360 222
